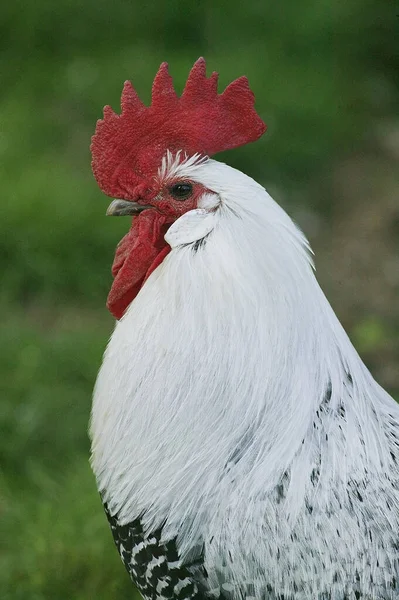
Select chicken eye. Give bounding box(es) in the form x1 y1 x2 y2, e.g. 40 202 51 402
169 182 193 200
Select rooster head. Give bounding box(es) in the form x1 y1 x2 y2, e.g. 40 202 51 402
91 58 266 319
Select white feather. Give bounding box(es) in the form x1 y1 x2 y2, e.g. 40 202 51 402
164 207 217 248
90 156 399 599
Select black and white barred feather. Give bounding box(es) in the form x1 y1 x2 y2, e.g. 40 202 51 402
105 503 208 600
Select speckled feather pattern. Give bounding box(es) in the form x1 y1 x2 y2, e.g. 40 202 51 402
104 503 208 600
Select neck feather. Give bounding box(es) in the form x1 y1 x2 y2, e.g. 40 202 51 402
91 163 399 576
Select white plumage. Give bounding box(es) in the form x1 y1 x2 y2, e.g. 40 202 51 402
91 155 399 599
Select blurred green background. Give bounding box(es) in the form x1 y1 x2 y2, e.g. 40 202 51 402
1 1 398 598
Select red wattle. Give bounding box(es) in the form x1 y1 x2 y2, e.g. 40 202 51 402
107 210 172 319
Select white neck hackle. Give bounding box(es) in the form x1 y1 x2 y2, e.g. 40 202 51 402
91 156 399 599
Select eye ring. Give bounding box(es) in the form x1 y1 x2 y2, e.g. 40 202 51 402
169 182 193 200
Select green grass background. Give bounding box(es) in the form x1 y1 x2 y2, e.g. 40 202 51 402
1 1 398 598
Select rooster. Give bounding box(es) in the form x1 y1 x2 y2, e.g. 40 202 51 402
90 58 399 600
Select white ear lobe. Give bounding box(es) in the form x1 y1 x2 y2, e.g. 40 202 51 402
164 209 216 248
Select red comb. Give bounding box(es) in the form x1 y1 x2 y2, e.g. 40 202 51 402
91 57 266 200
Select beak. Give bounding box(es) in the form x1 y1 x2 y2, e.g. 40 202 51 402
106 199 153 216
